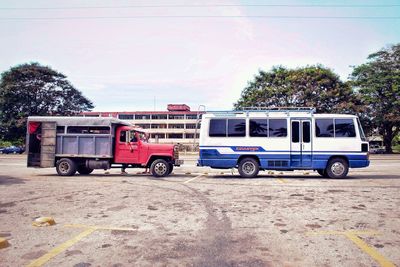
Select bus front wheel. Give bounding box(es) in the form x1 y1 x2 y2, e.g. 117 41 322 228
238 158 259 178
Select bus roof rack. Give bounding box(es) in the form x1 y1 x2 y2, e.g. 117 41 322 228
239 106 316 112
206 107 316 115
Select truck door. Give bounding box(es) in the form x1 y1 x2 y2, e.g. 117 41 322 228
290 120 312 167
114 128 140 164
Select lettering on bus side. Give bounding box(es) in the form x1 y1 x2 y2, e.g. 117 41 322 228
232 146 266 152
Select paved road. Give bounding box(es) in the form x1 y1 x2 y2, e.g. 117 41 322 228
0 155 399 267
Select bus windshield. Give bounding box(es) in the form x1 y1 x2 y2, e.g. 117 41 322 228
356 118 367 141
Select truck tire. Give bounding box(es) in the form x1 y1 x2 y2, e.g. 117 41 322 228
317 169 328 177
150 159 170 177
77 165 94 175
238 157 259 178
326 157 349 179
56 158 77 176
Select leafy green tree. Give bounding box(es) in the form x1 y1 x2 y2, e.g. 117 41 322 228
235 65 360 113
351 44 400 153
0 63 94 142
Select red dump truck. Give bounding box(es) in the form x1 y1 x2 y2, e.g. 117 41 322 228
26 116 183 177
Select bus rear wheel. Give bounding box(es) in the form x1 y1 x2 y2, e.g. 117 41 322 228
326 158 349 179
238 157 259 178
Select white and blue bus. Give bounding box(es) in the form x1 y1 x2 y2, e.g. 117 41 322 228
198 108 369 178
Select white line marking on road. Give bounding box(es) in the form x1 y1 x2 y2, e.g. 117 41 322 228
183 174 204 184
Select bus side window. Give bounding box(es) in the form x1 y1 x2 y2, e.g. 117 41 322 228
209 119 227 137
335 119 356 137
292 121 299 142
269 119 287 137
303 121 311 143
315 119 334 137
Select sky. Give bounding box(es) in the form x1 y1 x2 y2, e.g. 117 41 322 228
0 0 399 112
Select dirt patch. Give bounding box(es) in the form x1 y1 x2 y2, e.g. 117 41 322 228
65 250 83 256
21 250 47 259
305 224 322 229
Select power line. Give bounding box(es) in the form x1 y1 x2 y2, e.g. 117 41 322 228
0 4 400 10
0 15 399 20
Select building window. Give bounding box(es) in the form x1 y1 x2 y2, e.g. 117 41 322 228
84 114 100 117
335 119 356 137
168 133 183 139
67 126 110 134
186 114 198 120
185 124 196 129
315 119 334 137
151 124 167 129
136 124 150 129
209 119 227 137
151 114 168 120
185 133 199 139
269 119 287 137
135 114 151 120
168 114 184 120
227 119 246 137
169 124 184 129
119 114 134 120
250 119 268 137
151 133 166 139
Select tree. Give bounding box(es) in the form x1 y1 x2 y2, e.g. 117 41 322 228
350 44 400 153
0 63 94 142
234 65 360 113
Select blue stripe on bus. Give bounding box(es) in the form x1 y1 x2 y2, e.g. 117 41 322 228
198 149 369 169
199 146 366 154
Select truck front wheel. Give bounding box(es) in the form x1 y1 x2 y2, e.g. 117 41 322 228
150 159 170 177
56 158 77 176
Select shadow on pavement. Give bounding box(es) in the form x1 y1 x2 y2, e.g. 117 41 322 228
206 174 400 180
0 175 26 185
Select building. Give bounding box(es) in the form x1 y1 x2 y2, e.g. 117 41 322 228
82 104 204 150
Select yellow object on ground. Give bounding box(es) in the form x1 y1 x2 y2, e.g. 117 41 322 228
0 237 9 249
32 217 56 227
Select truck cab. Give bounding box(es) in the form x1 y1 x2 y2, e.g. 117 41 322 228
26 117 183 177
114 126 182 175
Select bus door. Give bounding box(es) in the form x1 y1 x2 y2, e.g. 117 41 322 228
290 119 312 167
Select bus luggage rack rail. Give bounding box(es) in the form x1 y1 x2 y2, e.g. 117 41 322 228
207 107 316 115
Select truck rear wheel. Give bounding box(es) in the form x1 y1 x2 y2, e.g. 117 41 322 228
326 157 349 179
150 159 170 177
238 157 259 178
77 165 94 175
56 158 77 176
